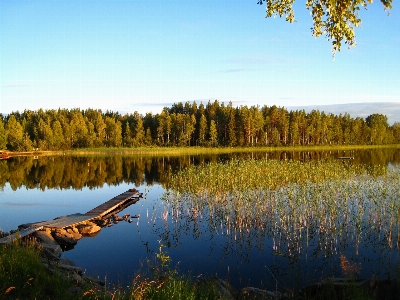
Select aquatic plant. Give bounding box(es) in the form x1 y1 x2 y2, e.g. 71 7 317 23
162 159 400 288
168 159 385 195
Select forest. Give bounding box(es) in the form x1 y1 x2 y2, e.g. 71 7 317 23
1 100 400 151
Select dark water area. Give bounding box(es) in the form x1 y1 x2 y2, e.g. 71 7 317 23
1 148 399 292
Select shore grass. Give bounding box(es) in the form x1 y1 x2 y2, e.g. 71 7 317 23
0 238 225 300
5 144 400 157
0 239 73 300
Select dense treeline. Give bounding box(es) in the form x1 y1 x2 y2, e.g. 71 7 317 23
1 101 399 151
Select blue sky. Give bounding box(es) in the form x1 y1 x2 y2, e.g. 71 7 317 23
1 0 399 116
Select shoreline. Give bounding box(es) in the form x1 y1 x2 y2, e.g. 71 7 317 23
3 144 400 158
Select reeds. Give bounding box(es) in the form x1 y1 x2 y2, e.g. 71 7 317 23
163 159 400 279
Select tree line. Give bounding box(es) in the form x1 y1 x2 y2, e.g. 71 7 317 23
1 100 400 151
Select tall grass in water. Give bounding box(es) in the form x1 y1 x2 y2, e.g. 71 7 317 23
163 159 400 289
168 159 386 194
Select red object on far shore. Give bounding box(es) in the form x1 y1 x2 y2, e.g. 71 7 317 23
0 151 9 160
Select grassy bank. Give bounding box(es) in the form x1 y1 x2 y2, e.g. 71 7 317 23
0 239 224 300
0 239 73 299
5 144 400 157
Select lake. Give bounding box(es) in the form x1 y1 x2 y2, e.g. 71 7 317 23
1 148 400 292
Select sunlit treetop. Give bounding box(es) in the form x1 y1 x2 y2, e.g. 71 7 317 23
257 0 393 55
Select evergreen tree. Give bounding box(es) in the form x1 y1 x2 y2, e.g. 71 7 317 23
209 120 218 147
124 121 133 147
391 122 400 143
289 112 300 146
69 110 89 148
133 112 145 147
105 116 122 147
145 128 152 146
198 114 207 146
185 114 196 146
227 109 237 147
52 120 64 150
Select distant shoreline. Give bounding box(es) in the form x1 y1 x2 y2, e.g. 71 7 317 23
3 144 400 157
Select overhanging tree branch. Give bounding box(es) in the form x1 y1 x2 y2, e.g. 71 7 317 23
257 0 393 55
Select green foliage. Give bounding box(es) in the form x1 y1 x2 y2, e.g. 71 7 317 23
1 103 398 152
366 114 390 144
133 241 223 300
257 0 393 54
135 276 223 300
209 120 218 147
5 115 24 151
0 118 7 150
0 240 72 299
392 122 400 143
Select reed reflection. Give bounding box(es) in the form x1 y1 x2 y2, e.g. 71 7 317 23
161 158 400 285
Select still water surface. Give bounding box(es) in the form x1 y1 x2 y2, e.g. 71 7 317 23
1 149 399 291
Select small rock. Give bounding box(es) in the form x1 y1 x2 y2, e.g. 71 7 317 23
197 277 237 300
83 275 105 287
65 226 80 234
238 287 282 300
59 258 77 266
52 228 81 248
67 286 84 296
59 263 83 275
76 222 101 236
35 229 62 258
72 272 83 283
